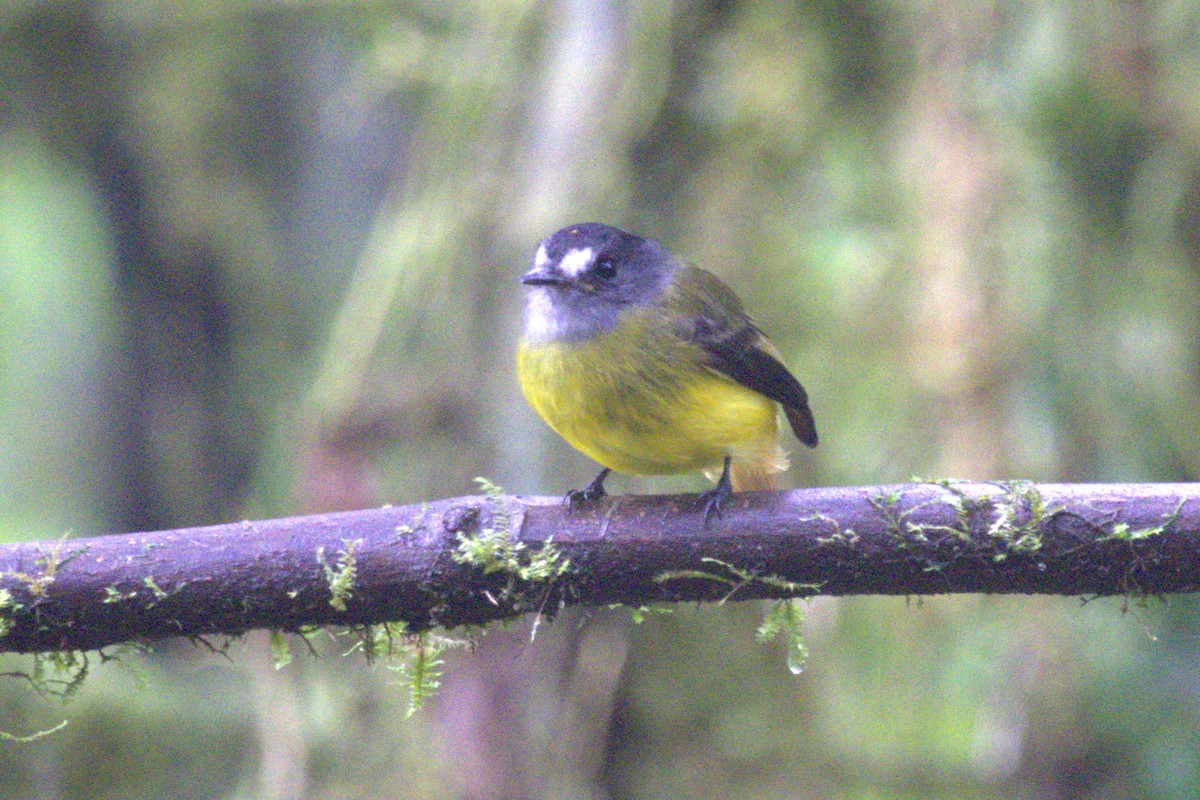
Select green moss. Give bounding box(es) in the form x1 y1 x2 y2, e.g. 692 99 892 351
2 534 82 600
346 621 473 716
656 559 816 674
390 631 450 717
317 539 361 612
967 482 1054 561
0 718 69 743
757 598 808 675
874 482 974 545
656 557 822 603
22 650 91 700
269 630 292 669
1098 497 1185 542
141 576 177 606
452 478 570 596
897 481 1063 561
806 512 859 546
625 604 674 624
395 503 429 537
102 586 137 604
0 588 13 638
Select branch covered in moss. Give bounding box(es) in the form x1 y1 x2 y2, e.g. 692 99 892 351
1 481 1198 653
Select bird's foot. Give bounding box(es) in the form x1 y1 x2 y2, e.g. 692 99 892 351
697 456 733 527
566 467 611 512
697 482 732 527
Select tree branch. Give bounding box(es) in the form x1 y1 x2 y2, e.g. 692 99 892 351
1 482 1197 654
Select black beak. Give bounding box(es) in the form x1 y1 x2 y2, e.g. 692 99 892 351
521 264 562 286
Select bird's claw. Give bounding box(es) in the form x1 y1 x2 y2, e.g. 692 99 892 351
697 482 731 527
565 468 611 512
697 455 733 527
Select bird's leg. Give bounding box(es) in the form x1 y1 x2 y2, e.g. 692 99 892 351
566 467 611 510
698 456 733 526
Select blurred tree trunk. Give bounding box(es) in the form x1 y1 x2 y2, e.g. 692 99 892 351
900 3 1012 480
437 0 641 796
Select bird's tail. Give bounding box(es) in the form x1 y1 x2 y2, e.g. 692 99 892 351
729 458 780 491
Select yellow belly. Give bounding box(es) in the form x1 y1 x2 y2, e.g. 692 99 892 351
516 329 781 477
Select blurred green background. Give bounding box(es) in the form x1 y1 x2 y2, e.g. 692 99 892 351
2 0 1199 798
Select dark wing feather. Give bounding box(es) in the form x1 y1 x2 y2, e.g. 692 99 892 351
676 269 818 448
700 324 818 447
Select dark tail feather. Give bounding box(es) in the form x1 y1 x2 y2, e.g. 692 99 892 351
785 404 818 448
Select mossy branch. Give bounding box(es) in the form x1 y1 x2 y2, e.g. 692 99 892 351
1 481 1198 654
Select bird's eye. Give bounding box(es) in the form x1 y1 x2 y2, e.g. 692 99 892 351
593 257 617 280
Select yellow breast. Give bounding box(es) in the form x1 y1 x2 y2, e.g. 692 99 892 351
516 323 781 477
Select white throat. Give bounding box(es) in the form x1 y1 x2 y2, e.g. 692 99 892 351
522 289 560 342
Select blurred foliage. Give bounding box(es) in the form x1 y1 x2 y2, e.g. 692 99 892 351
2 0 1200 798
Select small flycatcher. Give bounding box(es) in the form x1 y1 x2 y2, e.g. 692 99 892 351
517 222 817 519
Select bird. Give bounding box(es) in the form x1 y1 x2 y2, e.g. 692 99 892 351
516 222 817 521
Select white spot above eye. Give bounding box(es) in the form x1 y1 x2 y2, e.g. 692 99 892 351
534 244 550 268
558 247 594 278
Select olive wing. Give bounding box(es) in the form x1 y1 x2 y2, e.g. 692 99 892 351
673 267 818 448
